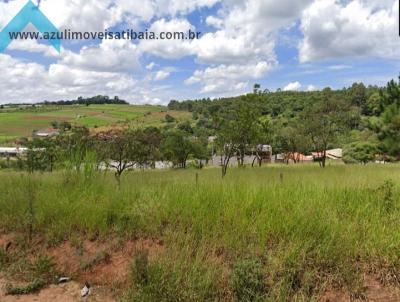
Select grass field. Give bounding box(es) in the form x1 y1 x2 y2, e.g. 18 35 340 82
0 164 399 301
0 105 192 143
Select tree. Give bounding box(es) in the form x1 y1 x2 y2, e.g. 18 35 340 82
19 138 59 173
57 126 92 171
302 96 351 168
96 129 156 183
343 141 377 164
177 121 194 134
191 136 210 168
378 105 400 159
216 99 261 176
269 115 311 165
349 82 367 113
162 130 193 168
165 114 176 123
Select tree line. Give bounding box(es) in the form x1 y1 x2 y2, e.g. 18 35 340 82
4 77 400 179
169 78 400 168
40 95 128 106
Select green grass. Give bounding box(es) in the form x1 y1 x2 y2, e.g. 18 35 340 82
0 164 400 300
0 105 191 142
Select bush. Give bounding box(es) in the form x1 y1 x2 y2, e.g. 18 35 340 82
376 180 396 212
165 114 176 123
343 141 377 164
231 258 266 302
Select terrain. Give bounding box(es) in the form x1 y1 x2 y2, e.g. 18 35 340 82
0 104 191 144
0 165 400 301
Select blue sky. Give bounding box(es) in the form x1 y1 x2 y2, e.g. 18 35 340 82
0 0 399 104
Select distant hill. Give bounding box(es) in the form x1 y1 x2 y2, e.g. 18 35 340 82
0 104 192 144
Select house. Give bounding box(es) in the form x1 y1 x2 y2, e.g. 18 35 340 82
273 152 312 164
0 147 27 157
34 128 59 138
253 144 272 163
312 148 343 160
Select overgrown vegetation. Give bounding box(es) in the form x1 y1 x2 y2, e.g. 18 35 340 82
0 165 399 300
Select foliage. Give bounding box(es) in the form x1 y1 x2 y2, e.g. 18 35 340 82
95 128 161 182
343 141 378 164
302 94 354 167
41 95 128 106
5 279 45 295
231 258 266 302
216 100 262 176
162 130 208 168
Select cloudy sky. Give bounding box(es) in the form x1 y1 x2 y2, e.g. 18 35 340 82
0 0 399 104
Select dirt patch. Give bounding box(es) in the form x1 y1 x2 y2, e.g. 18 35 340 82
0 235 165 301
46 238 164 286
0 276 116 302
24 116 64 122
0 233 16 253
320 275 400 302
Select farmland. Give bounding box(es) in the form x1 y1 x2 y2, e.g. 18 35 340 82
1 165 400 301
0 104 192 143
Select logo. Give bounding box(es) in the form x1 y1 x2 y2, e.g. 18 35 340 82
0 0 60 53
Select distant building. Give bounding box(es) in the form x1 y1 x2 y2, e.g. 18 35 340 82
0 147 27 157
312 148 343 160
34 128 59 138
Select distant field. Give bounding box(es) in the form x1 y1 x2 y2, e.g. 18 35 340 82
0 104 192 143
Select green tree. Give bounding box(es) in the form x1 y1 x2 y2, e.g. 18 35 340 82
96 129 157 183
302 96 351 168
375 78 400 159
343 141 377 164
162 130 193 168
216 99 261 176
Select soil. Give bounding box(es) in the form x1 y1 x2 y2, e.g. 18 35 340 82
2 233 400 301
0 234 165 302
320 275 400 302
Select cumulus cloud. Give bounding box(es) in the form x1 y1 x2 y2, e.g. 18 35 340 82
138 18 195 59
299 0 400 62
185 61 274 94
0 0 398 104
283 81 302 91
60 39 140 73
307 84 318 91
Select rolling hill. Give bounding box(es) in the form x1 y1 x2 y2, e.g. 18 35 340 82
0 104 192 144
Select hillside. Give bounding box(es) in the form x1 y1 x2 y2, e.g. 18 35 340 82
0 104 192 144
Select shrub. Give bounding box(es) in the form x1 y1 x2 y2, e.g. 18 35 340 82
376 180 396 212
231 258 266 302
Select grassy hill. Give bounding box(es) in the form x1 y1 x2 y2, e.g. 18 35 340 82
0 104 192 144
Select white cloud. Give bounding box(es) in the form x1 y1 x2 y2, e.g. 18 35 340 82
60 39 140 73
0 53 172 105
138 18 195 59
306 84 318 91
8 38 60 58
153 70 171 81
283 81 302 91
185 61 274 94
146 62 156 70
299 0 400 62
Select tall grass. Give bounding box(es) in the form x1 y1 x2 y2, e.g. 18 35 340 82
0 164 399 300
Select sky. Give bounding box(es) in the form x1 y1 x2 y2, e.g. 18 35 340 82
0 0 399 105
